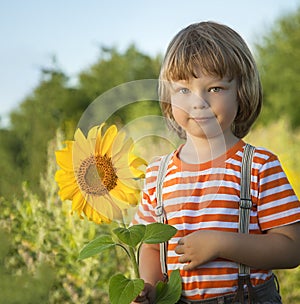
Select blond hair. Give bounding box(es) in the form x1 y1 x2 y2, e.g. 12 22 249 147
159 21 262 139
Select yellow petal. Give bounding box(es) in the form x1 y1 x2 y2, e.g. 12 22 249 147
72 191 86 214
107 191 137 212
110 180 141 203
55 170 78 201
116 165 138 180
55 142 74 171
130 167 146 179
110 189 139 206
110 130 127 156
74 128 87 145
87 195 115 221
129 155 147 178
58 186 78 201
105 194 128 219
55 169 75 183
109 187 127 202
87 124 103 140
99 125 117 156
112 138 133 164
73 129 94 161
93 123 106 152
83 201 111 224
124 192 140 206
130 155 148 168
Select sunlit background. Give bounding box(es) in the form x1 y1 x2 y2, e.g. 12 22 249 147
1 1 300 303
1 0 299 125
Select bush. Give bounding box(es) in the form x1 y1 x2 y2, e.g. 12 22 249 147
0 133 130 303
246 119 300 303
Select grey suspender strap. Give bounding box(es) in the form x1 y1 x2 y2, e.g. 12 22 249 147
235 143 258 303
155 152 173 279
239 143 255 275
155 144 255 281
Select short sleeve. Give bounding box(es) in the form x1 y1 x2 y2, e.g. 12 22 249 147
257 154 300 231
132 160 160 225
132 189 157 224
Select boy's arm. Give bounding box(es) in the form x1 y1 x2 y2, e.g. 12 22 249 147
132 243 163 304
175 222 300 270
139 243 164 285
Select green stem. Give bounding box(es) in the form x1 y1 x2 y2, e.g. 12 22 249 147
118 210 140 278
128 246 140 279
116 243 131 259
137 243 142 265
121 209 128 228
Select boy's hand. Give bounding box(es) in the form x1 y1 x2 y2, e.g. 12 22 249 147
175 230 221 270
131 283 156 304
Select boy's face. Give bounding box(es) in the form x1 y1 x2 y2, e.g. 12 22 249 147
170 74 238 141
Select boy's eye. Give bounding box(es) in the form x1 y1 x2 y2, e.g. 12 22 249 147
179 88 190 94
209 87 222 93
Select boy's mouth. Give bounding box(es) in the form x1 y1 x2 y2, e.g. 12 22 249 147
191 116 215 123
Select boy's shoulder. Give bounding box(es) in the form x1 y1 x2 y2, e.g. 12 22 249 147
250 145 278 162
147 150 175 167
144 151 176 180
146 154 169 171
243 143 280 171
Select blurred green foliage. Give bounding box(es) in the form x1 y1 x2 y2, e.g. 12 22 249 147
0 6 300 302
256 6 300 129
0 134 130 303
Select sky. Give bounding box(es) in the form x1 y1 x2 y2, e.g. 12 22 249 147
1 0 299 127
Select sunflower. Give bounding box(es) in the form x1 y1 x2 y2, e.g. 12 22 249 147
55 123 147 224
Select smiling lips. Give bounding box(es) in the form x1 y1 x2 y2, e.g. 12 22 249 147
192 116 215 123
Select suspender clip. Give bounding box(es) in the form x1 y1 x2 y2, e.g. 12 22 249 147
240 199 252 209
155 205 164 217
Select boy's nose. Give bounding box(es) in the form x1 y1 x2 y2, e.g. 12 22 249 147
191 93 209 109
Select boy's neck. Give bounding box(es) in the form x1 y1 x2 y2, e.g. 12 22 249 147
179 133 240 164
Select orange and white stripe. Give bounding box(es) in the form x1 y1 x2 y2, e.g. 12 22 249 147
133 140 300 300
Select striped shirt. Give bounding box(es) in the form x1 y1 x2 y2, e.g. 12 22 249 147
133 140 300 300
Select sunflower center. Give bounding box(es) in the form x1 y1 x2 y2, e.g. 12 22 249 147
77 154 118 196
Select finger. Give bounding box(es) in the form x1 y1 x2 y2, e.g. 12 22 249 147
131 298 148 304
175 244 184 254
183 261 197 271
177 238 184 245
139 290 146 298
178 255 191 264
132 294 147 303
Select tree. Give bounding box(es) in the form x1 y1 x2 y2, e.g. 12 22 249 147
79 45 161 100
0 128 24 198
8 70 86 197
255 6 300 128
78 45 162 130
0 45 162 200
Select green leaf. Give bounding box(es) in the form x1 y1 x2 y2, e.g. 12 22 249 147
143 223 177 244
109 273 144 304
113 224 146 247
155 269 182 304
78 235 115 260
